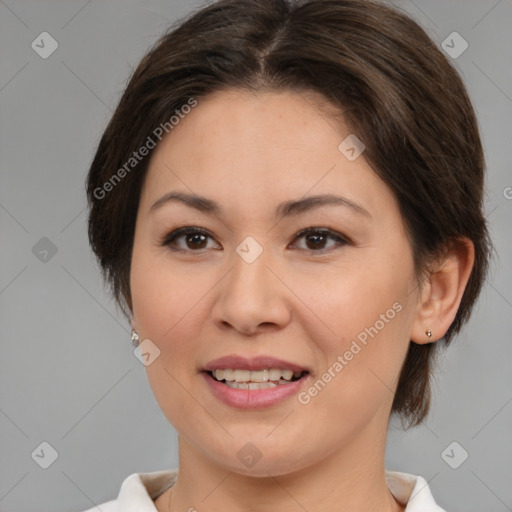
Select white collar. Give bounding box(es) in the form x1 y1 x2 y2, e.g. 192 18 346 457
386 471 446 511
106 469 446 511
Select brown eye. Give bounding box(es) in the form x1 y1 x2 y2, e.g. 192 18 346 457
184 232 208 249
291 228 349 252
161 227 220 252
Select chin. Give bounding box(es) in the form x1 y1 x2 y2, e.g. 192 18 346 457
205 437 319 478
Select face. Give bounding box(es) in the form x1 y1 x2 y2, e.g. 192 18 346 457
130 88 422 476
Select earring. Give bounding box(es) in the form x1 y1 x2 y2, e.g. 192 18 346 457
425 329 432 339
131 329 140 348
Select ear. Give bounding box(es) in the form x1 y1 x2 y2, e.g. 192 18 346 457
411 238 475 344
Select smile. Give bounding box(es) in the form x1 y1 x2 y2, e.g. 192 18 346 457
202 356 310 409
209 369 306 389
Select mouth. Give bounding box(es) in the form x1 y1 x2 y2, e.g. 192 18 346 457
202 355 311 408
207 368 308 390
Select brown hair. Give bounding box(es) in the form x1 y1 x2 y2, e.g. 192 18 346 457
86 0 491 426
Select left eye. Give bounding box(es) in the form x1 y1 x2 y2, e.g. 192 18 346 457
290 228 349 252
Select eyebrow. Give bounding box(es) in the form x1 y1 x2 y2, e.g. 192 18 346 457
150 191 371 219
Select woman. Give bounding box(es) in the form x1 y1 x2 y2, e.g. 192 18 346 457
84 0 491 510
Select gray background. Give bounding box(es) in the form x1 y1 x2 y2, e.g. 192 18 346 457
0 1 511 511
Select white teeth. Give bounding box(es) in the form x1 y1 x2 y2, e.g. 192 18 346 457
224 381 280 390
211 368 303 384
234 370 251 383
281 370 293 381
268 368 282 381
248 382 273 390
247 369 268 383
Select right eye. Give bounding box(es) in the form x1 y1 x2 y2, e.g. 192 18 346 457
160 226 221 252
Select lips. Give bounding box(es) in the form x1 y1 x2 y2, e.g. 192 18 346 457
203 355 309 374
202 355 310 408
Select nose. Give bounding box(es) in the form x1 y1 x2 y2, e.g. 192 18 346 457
211 246 292 336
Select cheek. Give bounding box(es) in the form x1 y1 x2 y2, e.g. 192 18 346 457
130 244 219 382
130 239 206 333
130 246 211 426
290 253 412 344
291 256 413 410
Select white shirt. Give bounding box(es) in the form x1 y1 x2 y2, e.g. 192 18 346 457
82 469 446 511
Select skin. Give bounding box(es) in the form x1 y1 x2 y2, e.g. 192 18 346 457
130 88 474 512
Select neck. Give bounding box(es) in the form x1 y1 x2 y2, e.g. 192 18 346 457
156 425 404 512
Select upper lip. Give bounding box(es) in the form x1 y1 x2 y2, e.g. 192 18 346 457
203 355 309 374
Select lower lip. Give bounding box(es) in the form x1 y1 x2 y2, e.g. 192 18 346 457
202 372 308 409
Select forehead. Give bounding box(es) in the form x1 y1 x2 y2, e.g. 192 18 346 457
140 88 394 220
161 88 345 155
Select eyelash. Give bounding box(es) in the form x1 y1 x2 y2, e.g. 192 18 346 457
159 226 351 254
